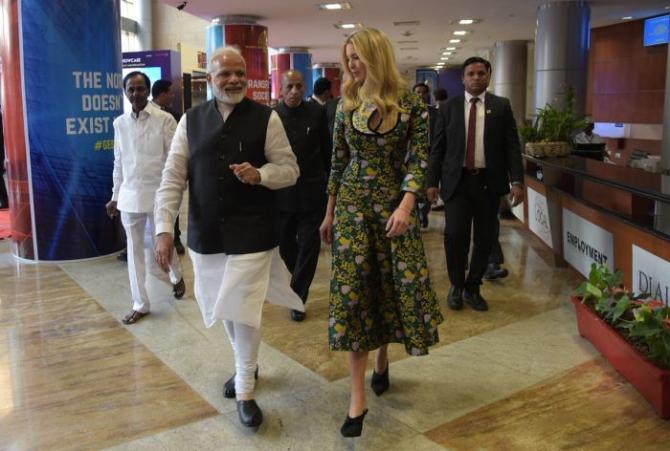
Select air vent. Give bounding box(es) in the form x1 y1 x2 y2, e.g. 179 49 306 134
399 47 419 51
397 40 418 44
393 20 420 26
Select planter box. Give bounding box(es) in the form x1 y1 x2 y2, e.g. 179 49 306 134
571 296 670 419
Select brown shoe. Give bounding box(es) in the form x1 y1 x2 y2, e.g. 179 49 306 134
122 310 149 325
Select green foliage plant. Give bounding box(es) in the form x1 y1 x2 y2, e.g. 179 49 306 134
575 264 670 368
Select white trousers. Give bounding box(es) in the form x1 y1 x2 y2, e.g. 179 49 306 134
121 211 182 313
223 320 262 397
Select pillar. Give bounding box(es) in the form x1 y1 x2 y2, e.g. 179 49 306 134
493 40 528 124
0 0 125 260
207 15 270 105
271 47 313 99
312 63 342 97
137 0 152 51
534 1 590 114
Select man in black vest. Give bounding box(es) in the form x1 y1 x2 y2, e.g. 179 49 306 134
154 47 302 429
275 70 331 322
427 57 524 312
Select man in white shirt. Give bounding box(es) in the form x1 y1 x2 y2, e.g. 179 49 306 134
153 47 303 429
574 122 605 144
106 71 184 326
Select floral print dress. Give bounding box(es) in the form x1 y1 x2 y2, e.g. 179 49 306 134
327 91 443 356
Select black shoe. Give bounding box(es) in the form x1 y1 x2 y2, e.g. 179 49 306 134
237 399 263 428
447 287 464 310
371 364 389 396
174 238 185 255
173 278 186 299
483 263 509 281
117 251 127 262
340 409 368 438
463 286 489 311
291 309 306 322
223 366 259 399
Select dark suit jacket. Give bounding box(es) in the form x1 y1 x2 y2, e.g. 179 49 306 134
275 100 332 212
308 96 338 137
427 92 523 201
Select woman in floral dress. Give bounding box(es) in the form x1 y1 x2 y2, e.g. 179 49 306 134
319 27 443 437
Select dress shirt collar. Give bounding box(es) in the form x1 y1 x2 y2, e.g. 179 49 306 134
311 94 326 106
464 90 486 105
127 101 159 120
215 98 237 121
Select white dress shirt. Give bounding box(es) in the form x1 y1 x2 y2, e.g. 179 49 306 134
574 131 605 144
154 98 299 236
111 102 177 213
464 91 486 168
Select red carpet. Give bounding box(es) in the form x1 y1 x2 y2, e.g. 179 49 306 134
0 209 11 240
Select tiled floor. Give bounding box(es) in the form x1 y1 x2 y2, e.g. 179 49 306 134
1 213 669 450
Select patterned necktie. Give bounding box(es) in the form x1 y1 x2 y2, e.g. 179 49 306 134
465 97 479 170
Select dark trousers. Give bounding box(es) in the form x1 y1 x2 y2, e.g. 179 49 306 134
488 215 504 265
443 170 499 288
174 214 181 241
279 209 323 303
0 172 8 208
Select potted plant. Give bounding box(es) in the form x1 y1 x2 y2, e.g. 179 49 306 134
572 264 670 419
520 87 588 158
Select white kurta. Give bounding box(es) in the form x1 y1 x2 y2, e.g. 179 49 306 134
155 99 303 329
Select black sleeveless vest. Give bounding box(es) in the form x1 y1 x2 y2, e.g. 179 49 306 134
186 98 278 254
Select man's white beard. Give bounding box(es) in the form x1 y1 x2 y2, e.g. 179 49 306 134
211 83 246 104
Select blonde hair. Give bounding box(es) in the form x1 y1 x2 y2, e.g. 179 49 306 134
341 28 407 129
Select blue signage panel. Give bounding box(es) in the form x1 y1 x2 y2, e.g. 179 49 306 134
21 0 125 260
644 15 669 46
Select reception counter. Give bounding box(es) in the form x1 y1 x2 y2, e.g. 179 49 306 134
521 155 670 303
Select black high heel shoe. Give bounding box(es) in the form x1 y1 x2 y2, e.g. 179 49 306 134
340 409 368 437
223 366 259 399
371 364 389 396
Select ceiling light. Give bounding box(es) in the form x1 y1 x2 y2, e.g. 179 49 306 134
335 22 359 29
459 19 475 25
621 16 633 20
441 57 449 61
449 39 461 43
446 46 457 50
453 30 468 36
442 51 452 55
318 2 352 10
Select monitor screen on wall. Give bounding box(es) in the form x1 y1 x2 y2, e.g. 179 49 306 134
644 14 669 46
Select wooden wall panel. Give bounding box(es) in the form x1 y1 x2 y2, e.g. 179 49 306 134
587 19 667 124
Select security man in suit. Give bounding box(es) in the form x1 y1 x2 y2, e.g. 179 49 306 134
275 69 332 321
427 56 524 312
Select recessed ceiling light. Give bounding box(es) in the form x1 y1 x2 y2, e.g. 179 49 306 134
318 2 352 10
453 30 468 35
441 57 449 61
459 19 476 25
442 51 453 55
446 47 457 50
621 16 633 20
449 39 462 43
335 22 359 29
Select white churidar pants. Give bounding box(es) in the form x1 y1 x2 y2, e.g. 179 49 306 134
121 211 182 313
189 247 304 396
223 320 262 397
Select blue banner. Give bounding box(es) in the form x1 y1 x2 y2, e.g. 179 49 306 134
21 0 125 260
